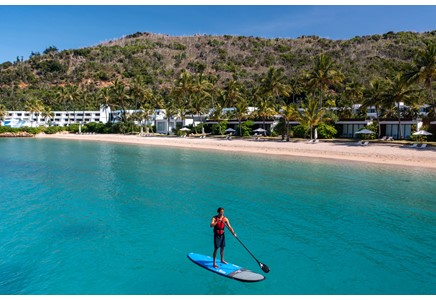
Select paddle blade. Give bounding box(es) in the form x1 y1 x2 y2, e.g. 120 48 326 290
259 263 270 273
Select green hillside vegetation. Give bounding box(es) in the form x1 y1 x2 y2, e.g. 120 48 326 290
0 31 435 132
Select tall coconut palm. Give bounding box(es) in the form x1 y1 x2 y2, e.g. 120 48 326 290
307 54 344 108
162 100 179 135
234 98 249 136
297 97 326 140
383 73 417 139
255 97 277 133
362 78 387 138
344 80 364 107
280 103 298 141
110 79 131 123
260 67 291 103
41 105 54 126
404 43 436 116
221 79 244 108
24 97 44 127
98 87 112 124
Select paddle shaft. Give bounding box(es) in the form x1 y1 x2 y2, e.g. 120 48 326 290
224 222 270 273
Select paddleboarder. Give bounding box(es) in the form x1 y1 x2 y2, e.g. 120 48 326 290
210 207 236 268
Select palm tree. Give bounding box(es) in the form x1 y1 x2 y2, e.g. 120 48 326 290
24 97 44 127
234 98 249 137
98 87 112 124
162 100 179 135
260 67 291 103
190 73 213 133
221 79 244 108
344 81 364 107
280 103 297 141
297 97 326 140
307 54 344 108
130 76 154 109
255 97 277 133
110 79 131 123
404 43 436 116
41 105 54 126
362 78 387 138
383 73 417 139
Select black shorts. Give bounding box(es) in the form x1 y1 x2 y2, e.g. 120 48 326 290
214 234 226 249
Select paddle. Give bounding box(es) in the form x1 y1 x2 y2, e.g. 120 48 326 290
225 223 270 273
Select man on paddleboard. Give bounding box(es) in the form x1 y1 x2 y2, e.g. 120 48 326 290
210 207 236 268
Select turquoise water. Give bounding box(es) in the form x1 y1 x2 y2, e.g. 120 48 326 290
0 138 435 295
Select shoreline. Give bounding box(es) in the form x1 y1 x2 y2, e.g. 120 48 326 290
35 133 436 170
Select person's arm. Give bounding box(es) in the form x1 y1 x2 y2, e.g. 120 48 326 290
224 218 236 236
210 217 218 228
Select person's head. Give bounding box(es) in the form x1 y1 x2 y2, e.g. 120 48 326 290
217 207 224 216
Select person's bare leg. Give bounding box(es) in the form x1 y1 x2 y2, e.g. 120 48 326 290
220 248 228 264
213 248 219 268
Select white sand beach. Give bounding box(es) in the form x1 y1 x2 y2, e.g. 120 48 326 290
36 134 436 170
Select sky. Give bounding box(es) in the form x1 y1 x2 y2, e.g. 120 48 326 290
0 4 435 63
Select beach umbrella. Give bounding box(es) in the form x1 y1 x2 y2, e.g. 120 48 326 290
355 129 374 135
225 128 236 132
180 127 190 131
253 128 267 133
412 130 432 136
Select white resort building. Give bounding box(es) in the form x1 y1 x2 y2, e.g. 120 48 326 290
3 108 110 128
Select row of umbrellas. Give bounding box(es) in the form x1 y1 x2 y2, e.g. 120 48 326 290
355 128 432 136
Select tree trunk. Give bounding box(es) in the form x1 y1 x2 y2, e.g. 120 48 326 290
398 102 403 139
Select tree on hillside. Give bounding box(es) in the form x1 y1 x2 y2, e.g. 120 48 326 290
0 104 7 123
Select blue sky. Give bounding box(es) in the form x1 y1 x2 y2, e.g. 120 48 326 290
0 5 435 63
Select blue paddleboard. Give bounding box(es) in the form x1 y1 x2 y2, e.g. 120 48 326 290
187 252 265 282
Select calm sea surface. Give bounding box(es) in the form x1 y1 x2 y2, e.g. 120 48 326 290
0 138 435 295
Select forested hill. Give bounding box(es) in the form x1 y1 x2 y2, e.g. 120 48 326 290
0 30 435 110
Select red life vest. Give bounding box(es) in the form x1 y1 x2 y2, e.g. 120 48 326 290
214 217 225 235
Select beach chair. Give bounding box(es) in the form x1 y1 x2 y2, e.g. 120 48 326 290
409 143 418 148
418 144 427 149
313 139 319 144
387 136 394 141
356 140 364 145
380 136 387 141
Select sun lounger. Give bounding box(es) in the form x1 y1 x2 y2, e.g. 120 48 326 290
418 144 427 149
361 141 369 146
387 136 394 141
409 143 418 148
